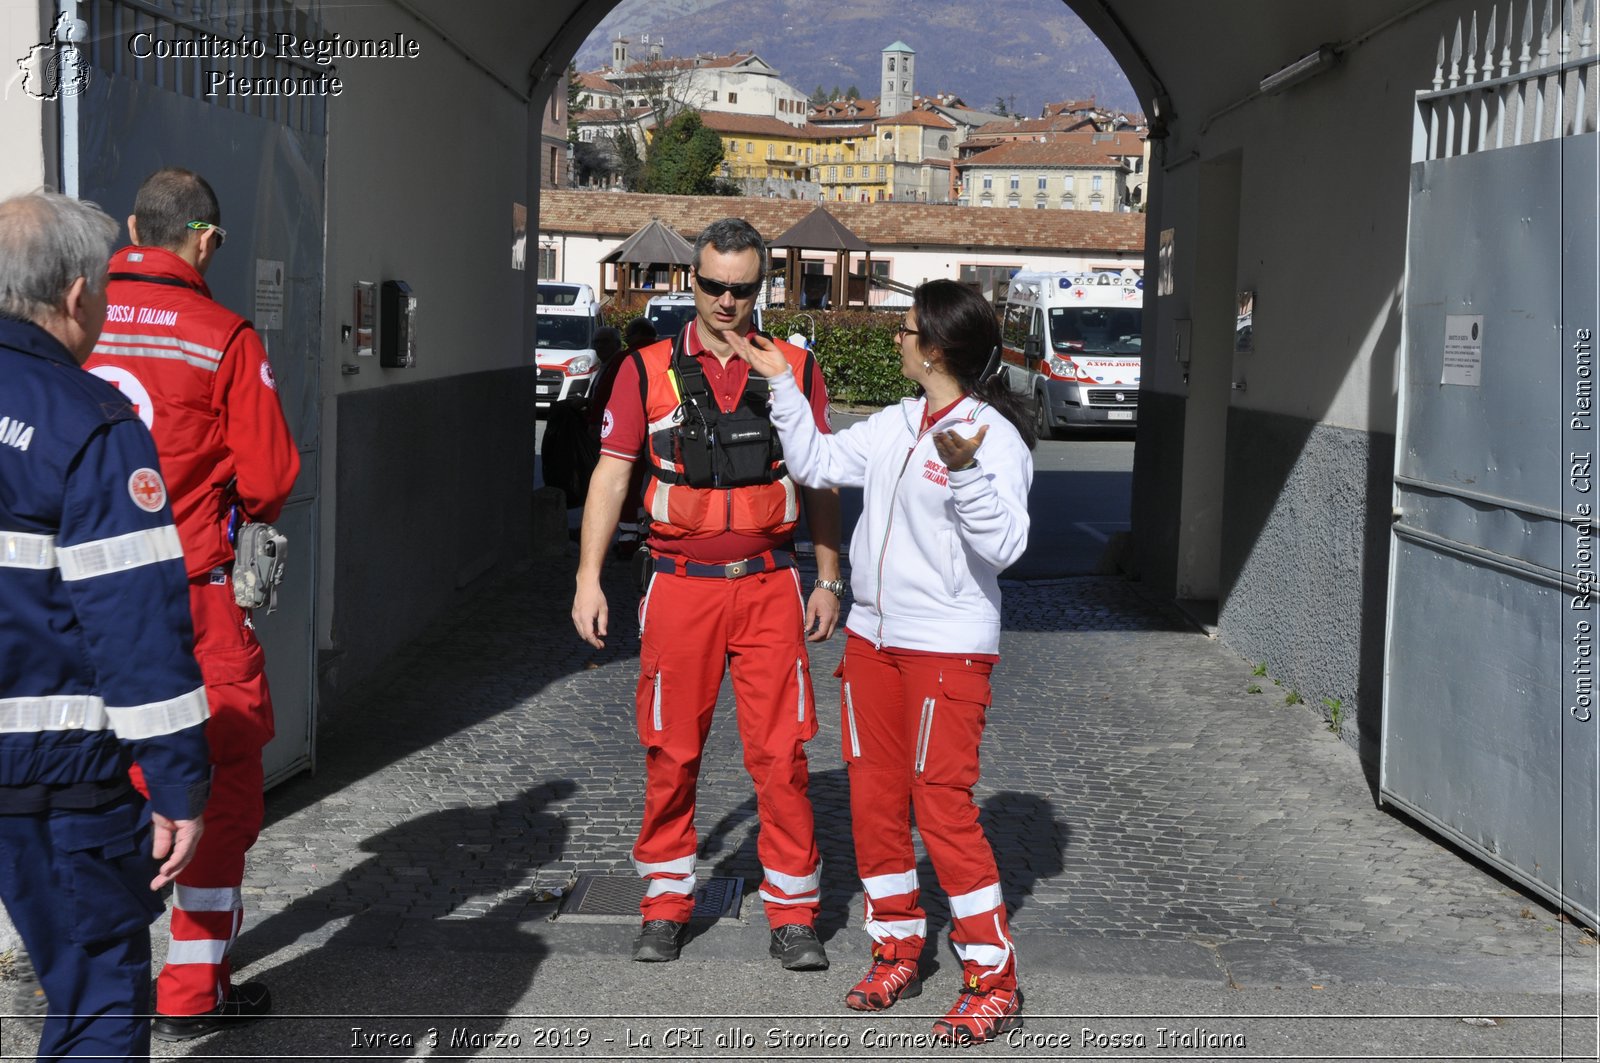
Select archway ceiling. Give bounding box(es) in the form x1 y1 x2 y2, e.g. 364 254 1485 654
408 0 1418 129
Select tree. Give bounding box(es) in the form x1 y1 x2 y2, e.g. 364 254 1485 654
992 96 1010 116
640 109 728 196
845 85 859 100
565 61 581 144
613 131 643 192
810 85 828 105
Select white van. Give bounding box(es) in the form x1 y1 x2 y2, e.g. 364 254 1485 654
644 290 762 342
996 269 1144 435
534 281 602 408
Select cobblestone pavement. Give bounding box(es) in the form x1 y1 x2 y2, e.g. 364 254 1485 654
4 549 1595 1060
233 553 1593 974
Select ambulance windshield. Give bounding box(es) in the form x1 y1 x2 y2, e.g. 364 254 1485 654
535 314 595 351
1048 307 1142 355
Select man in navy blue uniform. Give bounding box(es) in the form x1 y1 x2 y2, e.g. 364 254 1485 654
0 190 210 1059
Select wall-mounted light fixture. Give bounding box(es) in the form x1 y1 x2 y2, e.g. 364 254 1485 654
1259 44 1339 95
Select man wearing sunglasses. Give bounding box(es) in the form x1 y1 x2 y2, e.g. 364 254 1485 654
84 168 299 1040
573 217 842 971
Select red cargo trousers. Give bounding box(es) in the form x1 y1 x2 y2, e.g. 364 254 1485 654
132 579 273 1016
632 564 822 928
837 634 1017 990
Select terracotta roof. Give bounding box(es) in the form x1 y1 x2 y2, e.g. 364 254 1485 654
1043 97 1097 115
964 115 1095 139
875 110 955 130
573 107 651 123
621 51 757 75
810 99 879 122
957 141 1130 169
576 72 621 93
538 189 1145 254
698 112 820 138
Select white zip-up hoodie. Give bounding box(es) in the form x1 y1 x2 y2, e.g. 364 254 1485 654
767 370 1032 654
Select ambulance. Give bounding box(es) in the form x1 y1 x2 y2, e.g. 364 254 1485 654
996 269 1144 435
534 281 602 408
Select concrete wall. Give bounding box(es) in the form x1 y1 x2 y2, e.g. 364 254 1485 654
1131 6 1445 754
1217 412 1394 761
326 367 534 703
312 5 537 705
1 1 54 194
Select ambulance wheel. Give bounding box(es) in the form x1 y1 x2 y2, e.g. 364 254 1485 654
1033 392 1058 440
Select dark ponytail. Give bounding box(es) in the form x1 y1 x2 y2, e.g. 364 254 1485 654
912 279 1037 451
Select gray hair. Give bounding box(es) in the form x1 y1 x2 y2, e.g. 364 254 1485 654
692 217 765 272
0 191 119 322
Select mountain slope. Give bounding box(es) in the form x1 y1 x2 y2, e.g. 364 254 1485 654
576 0 1139 117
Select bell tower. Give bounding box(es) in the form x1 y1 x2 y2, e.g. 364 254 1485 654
881 41 914 118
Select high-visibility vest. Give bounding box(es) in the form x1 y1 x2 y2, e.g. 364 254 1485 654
636 332 814 542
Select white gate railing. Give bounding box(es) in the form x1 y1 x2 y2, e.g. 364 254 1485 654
1414 0 1598 160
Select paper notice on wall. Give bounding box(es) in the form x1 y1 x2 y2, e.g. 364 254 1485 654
1442 314 1483 386
255 259 284 331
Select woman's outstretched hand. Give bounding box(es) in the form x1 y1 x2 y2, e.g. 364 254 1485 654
933 424 988 471
729 331 790 379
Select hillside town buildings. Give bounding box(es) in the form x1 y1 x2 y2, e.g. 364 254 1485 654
568 38 1146 210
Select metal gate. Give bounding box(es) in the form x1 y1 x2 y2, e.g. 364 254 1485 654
70 0 327 786
1384 0 1598 926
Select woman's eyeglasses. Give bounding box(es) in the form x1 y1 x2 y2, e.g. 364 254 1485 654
894 324 920 338
694 274 762 300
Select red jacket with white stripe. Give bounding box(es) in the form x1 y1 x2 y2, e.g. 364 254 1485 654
86 247 300 580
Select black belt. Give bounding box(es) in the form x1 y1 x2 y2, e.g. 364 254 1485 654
652 549 794 580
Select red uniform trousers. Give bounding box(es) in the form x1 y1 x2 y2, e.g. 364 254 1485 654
131 578 273 1016
633 564 822 928
837 634 1017 990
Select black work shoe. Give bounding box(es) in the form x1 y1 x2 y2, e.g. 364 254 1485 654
768 923 829 970
151 982 272 1042
633 919 685 962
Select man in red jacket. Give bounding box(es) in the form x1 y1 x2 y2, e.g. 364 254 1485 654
85 167 299 1041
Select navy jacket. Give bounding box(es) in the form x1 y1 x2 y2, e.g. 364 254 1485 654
0 315 209 820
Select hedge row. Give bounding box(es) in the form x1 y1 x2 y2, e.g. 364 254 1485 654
601 305 917 407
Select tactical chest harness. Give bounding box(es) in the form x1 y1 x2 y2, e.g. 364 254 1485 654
648 327 813 490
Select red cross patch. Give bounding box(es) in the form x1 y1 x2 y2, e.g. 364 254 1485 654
128 467 167 513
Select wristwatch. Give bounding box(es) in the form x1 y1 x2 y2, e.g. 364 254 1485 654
815 578 846 598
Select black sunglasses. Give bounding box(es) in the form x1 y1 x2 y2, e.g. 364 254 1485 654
694 274 762 300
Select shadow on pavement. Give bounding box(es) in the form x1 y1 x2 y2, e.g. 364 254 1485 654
218 781 575 1058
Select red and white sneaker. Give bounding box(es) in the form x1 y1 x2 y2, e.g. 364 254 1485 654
844 951 921 1011
931 983 1023 1044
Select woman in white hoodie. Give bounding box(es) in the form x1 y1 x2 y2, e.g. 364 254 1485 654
733 279 1035 1045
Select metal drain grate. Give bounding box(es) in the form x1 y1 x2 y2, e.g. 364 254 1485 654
556 873 744 923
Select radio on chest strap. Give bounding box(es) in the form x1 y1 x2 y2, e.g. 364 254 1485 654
660 328 805 489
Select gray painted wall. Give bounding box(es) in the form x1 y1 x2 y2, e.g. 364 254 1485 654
324 367 536 706
1217 409 1394 767
1130 390 1185 594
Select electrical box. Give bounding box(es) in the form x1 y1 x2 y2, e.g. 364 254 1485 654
380 280 416 368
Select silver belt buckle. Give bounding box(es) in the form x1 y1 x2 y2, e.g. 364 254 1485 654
724 560 748 578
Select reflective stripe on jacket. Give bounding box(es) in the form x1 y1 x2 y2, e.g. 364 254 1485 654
0 316 209 820
85 246 299 579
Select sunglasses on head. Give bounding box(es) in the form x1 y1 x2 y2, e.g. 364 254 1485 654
694 274 762 300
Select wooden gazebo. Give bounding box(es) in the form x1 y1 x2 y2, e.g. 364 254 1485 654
602 218 695 306
768 207 873 309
